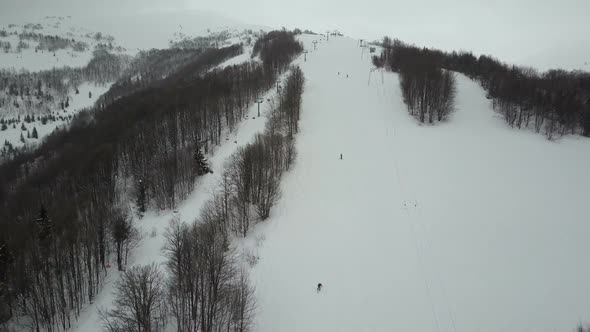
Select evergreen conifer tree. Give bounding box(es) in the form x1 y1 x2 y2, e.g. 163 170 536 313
137 179 146 214
36 204 53 243
194 146 211 175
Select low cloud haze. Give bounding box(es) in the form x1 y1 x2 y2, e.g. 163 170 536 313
2 0 589 69
191 0 589 68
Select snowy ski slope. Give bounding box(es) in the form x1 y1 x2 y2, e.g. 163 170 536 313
246 35 590 332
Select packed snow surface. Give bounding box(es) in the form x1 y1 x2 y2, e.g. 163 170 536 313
247 35 590 332
216 47 254 69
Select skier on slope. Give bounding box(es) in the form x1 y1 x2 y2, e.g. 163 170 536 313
317 283 323 293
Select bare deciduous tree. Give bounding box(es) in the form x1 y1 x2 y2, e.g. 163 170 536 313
100 263 167 332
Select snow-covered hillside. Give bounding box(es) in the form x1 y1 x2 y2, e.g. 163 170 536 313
0 14 261 157
70 10 268 52
244 34 590 332
7 27 586 331
0 82 110 151
0 16 126 71
0 16 129 155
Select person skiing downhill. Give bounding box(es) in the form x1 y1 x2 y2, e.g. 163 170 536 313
317 283 323 293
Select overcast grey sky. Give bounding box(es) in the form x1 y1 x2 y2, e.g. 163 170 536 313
2 0 589 68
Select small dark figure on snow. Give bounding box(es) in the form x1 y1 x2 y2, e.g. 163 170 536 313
317 283 323 293
340 153 343 160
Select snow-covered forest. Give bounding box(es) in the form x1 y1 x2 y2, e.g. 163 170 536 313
0 28 304 332
1 2 590 332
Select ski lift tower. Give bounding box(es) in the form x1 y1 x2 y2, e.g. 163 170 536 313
256 98 264 117
368 67 384 86
276 81 283 109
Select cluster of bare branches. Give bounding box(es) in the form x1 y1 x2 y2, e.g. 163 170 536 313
164 66 305 332
204 66 304 238
163 218 255 332
0 202 139 332
252 30 303 72
100 263 168 332
377 38 456 123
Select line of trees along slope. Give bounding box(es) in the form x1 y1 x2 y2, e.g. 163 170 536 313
97 45 243 108
374 39 456 123
375 37 590 138
164 66 305 332
0 31 302 331
252 30 303 71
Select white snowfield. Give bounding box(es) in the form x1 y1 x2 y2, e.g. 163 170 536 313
0 17 125 71
246 35 590 332
0 42 94 72
215 47 254 70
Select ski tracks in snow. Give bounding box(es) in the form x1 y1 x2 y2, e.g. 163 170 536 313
391 121 458 332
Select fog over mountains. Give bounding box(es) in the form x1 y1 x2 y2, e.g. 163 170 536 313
2 0 589 69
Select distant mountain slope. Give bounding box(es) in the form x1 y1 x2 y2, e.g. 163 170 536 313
70 9 269 51
0 14 262 158
0 16 127 71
